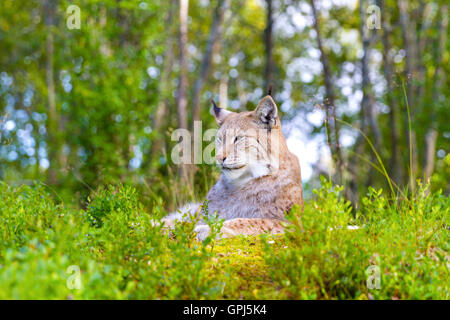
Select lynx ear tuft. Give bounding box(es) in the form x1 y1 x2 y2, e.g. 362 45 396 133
212 99 233 125
267 83 273 96
254 95 278 128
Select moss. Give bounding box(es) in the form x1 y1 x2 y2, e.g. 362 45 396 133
204 235 286 299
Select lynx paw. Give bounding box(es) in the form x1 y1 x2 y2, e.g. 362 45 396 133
194 224 238 241
194 224 211 241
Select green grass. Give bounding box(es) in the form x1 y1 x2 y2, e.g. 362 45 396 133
0 179 448 299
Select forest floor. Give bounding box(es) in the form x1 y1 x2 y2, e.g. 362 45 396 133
208 236 284 299
0 182 448 299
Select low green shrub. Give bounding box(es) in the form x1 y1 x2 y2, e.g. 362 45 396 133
0 183 227 299
262 178 449 299
0 180 447 299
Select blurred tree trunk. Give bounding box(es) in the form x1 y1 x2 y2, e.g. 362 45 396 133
219 76 228 108
310 0 344 186
177 0 189 131
415 2 435 112
44 0 62 185
148 0 176 170
192 0 229 123
398 0 419 191
378 0 400 185
359 0 381 150
116 3 132 178
177 0 190 180
116 0 128 47
237 79 248 110
99 6 111 57
424 5 447 181
359 0 382 190
264 0 274 93
398 0 417 108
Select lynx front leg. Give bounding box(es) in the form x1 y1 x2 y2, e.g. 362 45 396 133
194 218 287 241
159 203 202 229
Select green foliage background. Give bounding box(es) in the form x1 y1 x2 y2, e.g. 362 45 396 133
0 0 448 299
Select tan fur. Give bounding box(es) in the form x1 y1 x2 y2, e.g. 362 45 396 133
163 95 303 240
193 218 286 240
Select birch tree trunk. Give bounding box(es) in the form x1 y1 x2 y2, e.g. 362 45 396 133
177 0 189 131
359 0 382 150
219 76 228 109
148 0 176 169
192 0 229 123
378 0 400 185
177 0 189 180
398 0 419 191
310 0 344 185
359 0 383 190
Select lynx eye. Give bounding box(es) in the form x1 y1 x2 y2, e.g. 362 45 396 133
234 136 243 143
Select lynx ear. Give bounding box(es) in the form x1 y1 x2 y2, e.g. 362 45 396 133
254 95 278 128
211 99 233 125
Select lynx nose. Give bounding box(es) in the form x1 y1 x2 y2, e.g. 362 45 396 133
216 153 227 164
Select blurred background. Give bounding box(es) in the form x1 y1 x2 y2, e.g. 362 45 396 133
0 0 448 210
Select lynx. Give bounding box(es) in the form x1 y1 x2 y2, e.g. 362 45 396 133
163 94 303 240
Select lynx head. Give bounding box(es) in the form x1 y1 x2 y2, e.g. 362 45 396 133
212 95 283 186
